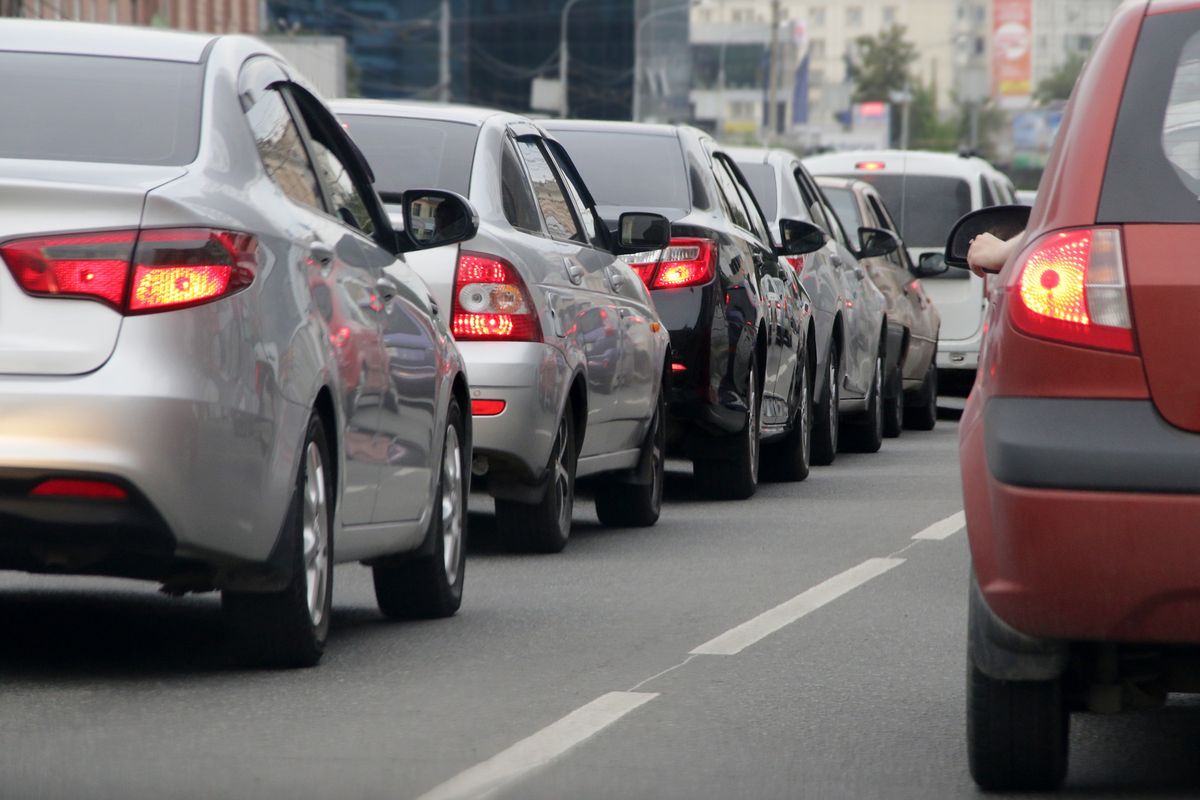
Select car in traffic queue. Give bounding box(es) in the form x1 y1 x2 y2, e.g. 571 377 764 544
804 149 1013 397
0 21 480 667
954 0 1200 789
730 146 899 457
816 176 943 433
543 121 825 497
332 100 673 553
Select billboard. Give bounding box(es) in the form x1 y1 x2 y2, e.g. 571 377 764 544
992 0 1032 108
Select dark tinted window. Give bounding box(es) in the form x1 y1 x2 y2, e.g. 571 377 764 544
0 52 202 165
838 174 972 248
980 177 997 206
550 130 690 211
290 94 376 237
501 140 541 232
712 158 753 232
340 115 477 198
1100 11 1200 222
243 87 323 211
822 186 863 234
738 162 779 219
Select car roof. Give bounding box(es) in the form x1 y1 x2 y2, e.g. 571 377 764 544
329 98 519 127
540 119 686 139
0 19 216 62
804 149 999 180
813 175 858 191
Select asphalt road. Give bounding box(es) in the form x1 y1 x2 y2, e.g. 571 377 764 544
4 418 1200 799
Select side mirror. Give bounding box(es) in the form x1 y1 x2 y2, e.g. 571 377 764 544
944 204 1031 269
396 189 479 252
777 218 828 256
914 252 949 278
615 212 671 254
856 226 901 259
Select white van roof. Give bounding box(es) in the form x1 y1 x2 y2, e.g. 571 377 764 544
804 149 1002 181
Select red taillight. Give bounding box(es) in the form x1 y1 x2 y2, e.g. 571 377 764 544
30 479 127 500
856 161 886 171
451 251 541 342
671 362 687 372
471 399 507 416
1009 227 1134 353
622 238 716 290
0 228 256 315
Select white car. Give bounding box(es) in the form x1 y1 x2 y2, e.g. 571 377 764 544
804 150 1016 395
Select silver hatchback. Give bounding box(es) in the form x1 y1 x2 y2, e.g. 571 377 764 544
0 22 478 667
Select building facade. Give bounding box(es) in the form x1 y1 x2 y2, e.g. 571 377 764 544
3 0 259 31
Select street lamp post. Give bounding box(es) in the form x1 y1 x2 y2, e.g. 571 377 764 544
632 0 695 122
559 0 586 118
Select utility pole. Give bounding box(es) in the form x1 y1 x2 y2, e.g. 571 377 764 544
764 0 780 140
438 0 450 103
559 0 584 118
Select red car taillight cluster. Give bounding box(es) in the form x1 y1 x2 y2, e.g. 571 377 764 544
450 251 542 342
1008 227 1134 353
0 228 256 315
622 237 716 289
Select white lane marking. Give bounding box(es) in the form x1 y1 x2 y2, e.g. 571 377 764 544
415 691 658 800
690 557 905 656
912 510 965 541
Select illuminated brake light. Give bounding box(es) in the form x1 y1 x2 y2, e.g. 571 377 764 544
451 252 541 342
1009 227 1134 353
622 238 716 290
0 228 256 314
671 363 687 372
856 161 886 171
471 399 507 416
30 479 127 500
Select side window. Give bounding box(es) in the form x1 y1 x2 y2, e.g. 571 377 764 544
500 139 541 233
547 145 599 244
711 157 753 232
866 194 910 269
515 138 583 242
725 158 773 246
241 81 323 212
793 170 833 234
287 89 377 238
980 177 997 207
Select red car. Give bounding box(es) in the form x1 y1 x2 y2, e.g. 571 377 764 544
955 0 1200 790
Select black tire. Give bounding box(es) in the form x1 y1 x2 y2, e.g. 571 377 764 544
841 350 884 454
373 396 468 619
882 360 903 439
496 404 576 553
223 414 333 669
762 350 811 483
595 384 665 527
694 361 760 500
968 660 1069 791
811 345 840 466
903 355 938 431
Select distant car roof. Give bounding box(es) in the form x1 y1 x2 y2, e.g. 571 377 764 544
0 19 216 62
804 149 1001 180
813 175 858 190
540 119 687 139
329 98 518 127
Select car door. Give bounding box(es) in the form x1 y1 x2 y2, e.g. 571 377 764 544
511 132 625 456
783 163 840 382
283 83 438 526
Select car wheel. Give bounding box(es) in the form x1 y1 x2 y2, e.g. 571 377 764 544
595 383 665 527
223 414 333 669
373 396 468 619
841 350 884 453
762 350 811 483
496 405 576 553
903 355 938 431
810 345 839 466
882 360 903 439
694 361 760 500
968 660 1069 791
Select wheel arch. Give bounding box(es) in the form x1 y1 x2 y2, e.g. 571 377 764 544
567 372 588 455
311 385 338 504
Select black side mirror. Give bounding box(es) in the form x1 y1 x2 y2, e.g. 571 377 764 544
856 227 901 259
777 218 828 256
944 204 1031 269
915 252 949 278
615 212 671 254
395 189 479 253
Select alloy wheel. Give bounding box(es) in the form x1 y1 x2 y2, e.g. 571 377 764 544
551 415 572 535
441 424 464 586
748 369 760 485
302 440 330 628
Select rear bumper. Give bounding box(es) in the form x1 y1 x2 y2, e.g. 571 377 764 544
963 394 1200 644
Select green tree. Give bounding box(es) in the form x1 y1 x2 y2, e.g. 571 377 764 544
850 25 918 103
1034 52 1086 104
908 82 957 151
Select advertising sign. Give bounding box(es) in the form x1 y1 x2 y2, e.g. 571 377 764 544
992 0 1032 108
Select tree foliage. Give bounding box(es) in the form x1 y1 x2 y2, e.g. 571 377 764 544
850 25 918 103
1035 52 1086 104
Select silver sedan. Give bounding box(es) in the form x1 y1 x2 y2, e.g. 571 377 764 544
0 21 477 667
333 100 672 553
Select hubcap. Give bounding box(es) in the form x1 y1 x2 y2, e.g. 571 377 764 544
828 353 839 448
552 416 572 535
302 441 329 628
748 369 759 483
873 356 883 432
651 398 665 510
800 359 810 460
441 424 464 585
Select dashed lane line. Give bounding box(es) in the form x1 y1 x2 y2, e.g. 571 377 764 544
911 510 965 541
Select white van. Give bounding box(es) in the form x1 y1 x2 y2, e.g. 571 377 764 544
804 150 1015 394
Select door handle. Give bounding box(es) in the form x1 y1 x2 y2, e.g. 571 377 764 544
428 295 439 317
564 260 585 285
308 241 334 267
831 255 845 268
854 267 866 280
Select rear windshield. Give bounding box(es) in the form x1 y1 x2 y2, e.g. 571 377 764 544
550 130 690 211
833 173 971 249
1100 10 1200 222
737 162 778 220
821 186 864 233
0 52 202 165
339 114 478 199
